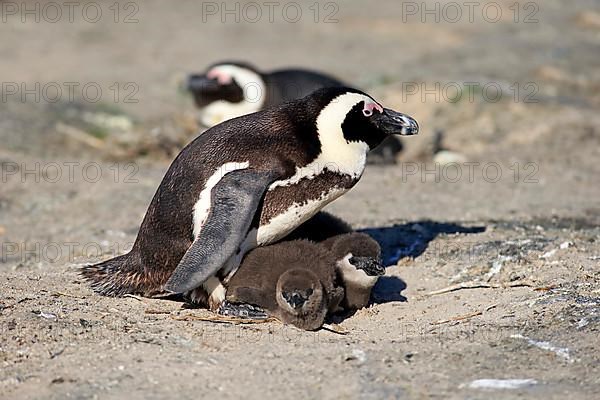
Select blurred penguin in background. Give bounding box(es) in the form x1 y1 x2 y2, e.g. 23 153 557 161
187 61 403 164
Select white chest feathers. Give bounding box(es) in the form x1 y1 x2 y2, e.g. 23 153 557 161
198 99 261 127
256 186 348 245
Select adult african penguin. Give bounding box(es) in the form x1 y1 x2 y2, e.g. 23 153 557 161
187 61 404 164
82 87 418 312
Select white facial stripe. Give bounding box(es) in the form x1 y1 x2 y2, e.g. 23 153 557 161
198 64 266 127
192 161 249 238
315 92 374 175
269 92 373 190
211 64 265 103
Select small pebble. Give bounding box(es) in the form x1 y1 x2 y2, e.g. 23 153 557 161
345 349 367 364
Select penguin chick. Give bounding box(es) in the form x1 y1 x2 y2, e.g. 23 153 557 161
286 213 384 310
225 240 344 330
322 233 385 310
187 61 404 164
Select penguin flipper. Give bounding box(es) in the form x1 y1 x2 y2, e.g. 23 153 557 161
164 168 281 294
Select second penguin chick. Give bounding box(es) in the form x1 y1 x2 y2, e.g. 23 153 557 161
322 233 385 310
225 240 344 331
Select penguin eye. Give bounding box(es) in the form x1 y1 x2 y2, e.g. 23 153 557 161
207 70 232 85
362 101 382 118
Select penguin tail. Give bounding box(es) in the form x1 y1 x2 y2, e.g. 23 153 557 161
80 253 146 297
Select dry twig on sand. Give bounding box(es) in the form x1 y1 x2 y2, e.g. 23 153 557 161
425 280 534 296
144 309 172 315
52 292 82 299
172 314 278 325
175 314 344 332
322 324 349 335
431 304 498 325
123 294 145 302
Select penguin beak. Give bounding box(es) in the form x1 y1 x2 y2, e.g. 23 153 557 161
372 108 419 136
186 74 220 93
283 291 308 310
349 256 386 276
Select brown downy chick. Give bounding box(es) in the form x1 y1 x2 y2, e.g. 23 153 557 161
322 233 385 310
225 240 344 330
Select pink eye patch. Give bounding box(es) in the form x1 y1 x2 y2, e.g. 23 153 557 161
206 69 232 85
363 102 383 117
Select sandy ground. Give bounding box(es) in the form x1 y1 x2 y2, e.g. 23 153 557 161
1 0 600 399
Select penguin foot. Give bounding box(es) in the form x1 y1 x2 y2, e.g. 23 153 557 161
218 301 269 319
349 256 385 276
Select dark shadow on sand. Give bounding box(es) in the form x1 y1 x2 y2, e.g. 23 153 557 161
158 221 486 326
359 220 486 305
360 220 486 267
371 276 407 304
